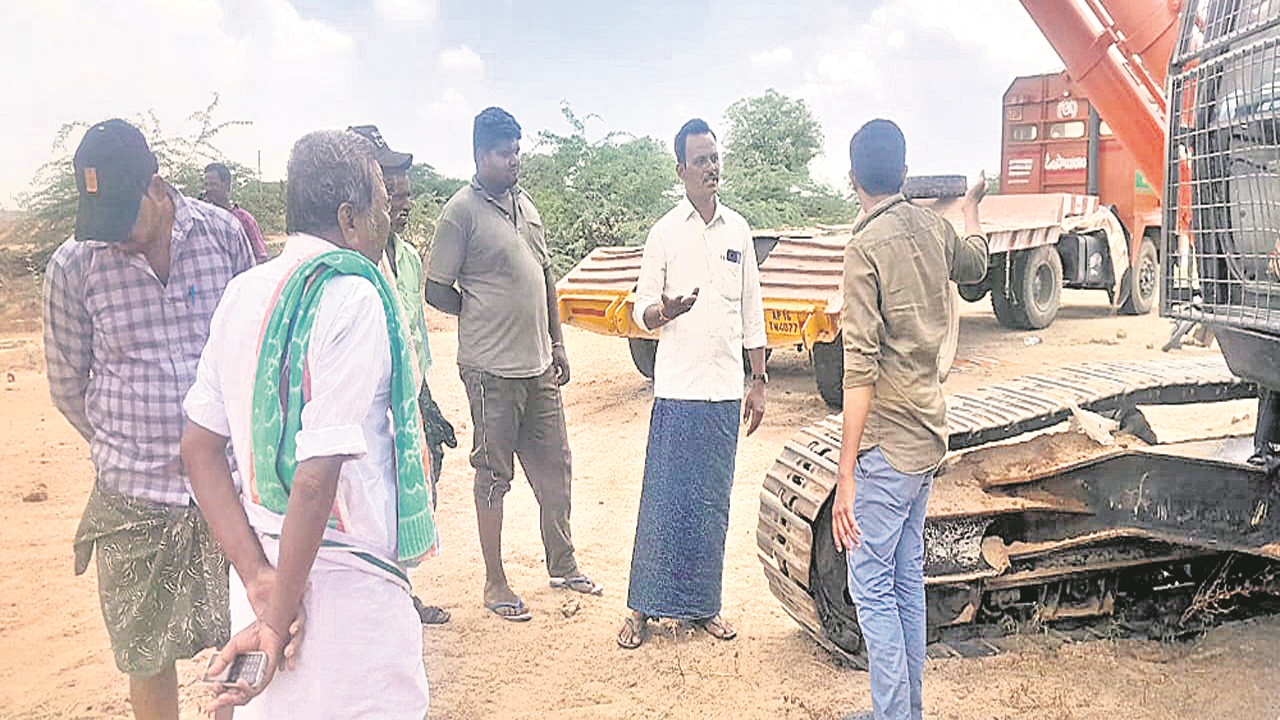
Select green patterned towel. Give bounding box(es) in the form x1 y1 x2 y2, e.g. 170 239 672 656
251 248 437 564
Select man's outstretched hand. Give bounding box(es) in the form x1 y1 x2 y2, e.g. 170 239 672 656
660 288 699 322
964 170 988 211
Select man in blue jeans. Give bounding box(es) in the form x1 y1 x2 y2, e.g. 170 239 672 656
830 119 988 720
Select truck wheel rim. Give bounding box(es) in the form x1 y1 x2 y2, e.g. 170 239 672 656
1139 256 1157 300
1033 264 1056 310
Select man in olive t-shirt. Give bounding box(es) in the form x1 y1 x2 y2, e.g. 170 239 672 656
426 106 600 623
830 120 988 720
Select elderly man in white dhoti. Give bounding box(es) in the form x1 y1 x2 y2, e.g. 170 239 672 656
180 128 438 717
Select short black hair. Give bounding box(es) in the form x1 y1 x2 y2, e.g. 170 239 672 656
849 119 907 195
473 107 522 155
204 162 231 185
674 118 716 166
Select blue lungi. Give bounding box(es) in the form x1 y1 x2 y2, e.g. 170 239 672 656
626 398 740 620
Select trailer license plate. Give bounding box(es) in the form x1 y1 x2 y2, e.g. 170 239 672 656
766 310 803 337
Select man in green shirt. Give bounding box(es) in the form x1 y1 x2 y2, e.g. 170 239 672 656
350 124 456 626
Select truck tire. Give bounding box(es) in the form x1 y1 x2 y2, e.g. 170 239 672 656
629 337 657 379
1121 236 1159 315
1017 245 1063 329
813 336 844 409
958 281 989 303
991 246 1062 330
989 257 1027 329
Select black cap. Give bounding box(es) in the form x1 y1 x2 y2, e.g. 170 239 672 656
73 119 159 243
347 125 413 172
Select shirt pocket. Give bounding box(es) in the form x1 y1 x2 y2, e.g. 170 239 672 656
711 247 744 302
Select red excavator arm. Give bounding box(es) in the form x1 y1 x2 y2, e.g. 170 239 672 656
1018 0 1181 202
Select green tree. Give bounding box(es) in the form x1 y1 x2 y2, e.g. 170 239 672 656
520 104 677 275
719 89 855 229
723 89 824 173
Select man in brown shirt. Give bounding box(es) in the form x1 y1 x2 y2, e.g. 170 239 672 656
426 107 599 623
830 119 987 720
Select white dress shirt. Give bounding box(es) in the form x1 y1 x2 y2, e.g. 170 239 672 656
633 197 767 402
184 233 400 566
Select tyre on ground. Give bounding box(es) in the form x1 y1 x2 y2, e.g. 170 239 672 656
629 337 657 379
990 245 1063 330
1120 235 1159 315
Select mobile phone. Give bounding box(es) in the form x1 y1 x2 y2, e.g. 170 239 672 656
202 651 267 687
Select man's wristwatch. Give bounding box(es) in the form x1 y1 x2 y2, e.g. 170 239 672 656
750 372 769 385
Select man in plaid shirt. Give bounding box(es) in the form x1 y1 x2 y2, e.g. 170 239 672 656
43 119 255 720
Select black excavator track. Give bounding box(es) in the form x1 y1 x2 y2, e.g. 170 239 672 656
757 356 1279 664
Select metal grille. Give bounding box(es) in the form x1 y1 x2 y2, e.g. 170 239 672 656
1174 0 1280 64
1164 8 1280 334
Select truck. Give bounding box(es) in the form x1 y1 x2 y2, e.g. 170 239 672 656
556 26 1174 405
757 0 1280 662
941 0 1179 331
950 70 1163 328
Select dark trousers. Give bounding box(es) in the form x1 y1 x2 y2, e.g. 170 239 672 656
459 365 578 578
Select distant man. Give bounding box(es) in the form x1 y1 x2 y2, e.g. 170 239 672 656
348 123 456 626
830 119 988 720
617 118 767 649
182 129 435 717
204 162 269 263
44 119 255 720
427 106 599 622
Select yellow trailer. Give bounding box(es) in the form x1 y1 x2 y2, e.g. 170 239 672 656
555 228 959 407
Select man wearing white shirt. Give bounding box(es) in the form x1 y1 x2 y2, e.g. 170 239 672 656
617 118 767 649
180 129 433 717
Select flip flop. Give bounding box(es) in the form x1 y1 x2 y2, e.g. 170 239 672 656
485 598 532 622
617 614 648 650
413 596 451 625
550 575 604 596
696 615 737 640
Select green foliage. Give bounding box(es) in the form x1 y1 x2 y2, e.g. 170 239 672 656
12 91 861 282
520 104 677 276
235 179 287 236
403 163 466 248
14 95 268 258
720 89 856 229
723 89 824 173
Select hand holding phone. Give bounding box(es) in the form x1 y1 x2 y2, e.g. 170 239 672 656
203 622 284 713
203 651 267 688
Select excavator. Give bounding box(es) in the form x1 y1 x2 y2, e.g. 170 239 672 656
758 0 1280 662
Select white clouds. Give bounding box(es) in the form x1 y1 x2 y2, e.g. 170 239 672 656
768 0 1063 190
814 50 880 89
750 47 794 69
438 45 485 79
415 88 480 179
375 0 437 26
0 0 364 204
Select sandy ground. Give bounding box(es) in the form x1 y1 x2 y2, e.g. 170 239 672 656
2 289 1279 720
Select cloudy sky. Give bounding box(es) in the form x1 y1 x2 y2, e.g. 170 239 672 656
0 0 1065 207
